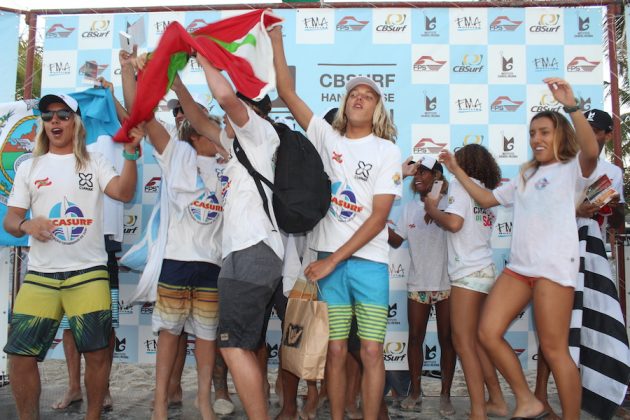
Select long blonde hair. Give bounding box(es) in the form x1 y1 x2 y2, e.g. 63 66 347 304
520 111 579 185
33 113 90 171
332 92 397 142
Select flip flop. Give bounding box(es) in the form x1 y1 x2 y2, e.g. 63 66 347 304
510 411 549 420
213 398 235 416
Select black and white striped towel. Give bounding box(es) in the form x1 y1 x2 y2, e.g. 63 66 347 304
570 218 630 419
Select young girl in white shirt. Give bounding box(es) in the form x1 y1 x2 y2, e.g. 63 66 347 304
388 156 456 416
424 145 507 420
439 78 599 420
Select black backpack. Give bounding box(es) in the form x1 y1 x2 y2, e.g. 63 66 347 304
233 122 331 234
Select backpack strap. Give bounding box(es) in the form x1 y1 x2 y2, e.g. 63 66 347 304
232 136 277 230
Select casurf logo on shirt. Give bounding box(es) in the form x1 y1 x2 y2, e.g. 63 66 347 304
188 191 222 225
49 197 93 244
330 182 363 222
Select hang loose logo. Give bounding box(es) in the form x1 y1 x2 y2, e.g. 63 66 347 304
283 323 304 348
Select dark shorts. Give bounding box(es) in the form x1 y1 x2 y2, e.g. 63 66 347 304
259 279 288 348
218 242 282 350
5 266 111 361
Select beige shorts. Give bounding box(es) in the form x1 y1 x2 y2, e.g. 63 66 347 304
451 264 496 294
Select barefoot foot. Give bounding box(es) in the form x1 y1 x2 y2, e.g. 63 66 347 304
51 388 83 410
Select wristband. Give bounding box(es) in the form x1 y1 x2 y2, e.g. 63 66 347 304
18 218 28 232
562 104 580 114
122 147 140 161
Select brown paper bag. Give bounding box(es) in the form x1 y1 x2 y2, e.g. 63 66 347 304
281 282 329 380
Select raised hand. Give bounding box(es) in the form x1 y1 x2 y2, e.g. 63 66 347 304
119 44 137 68
438 150 459 173
543 77 576 107
402 156 418 178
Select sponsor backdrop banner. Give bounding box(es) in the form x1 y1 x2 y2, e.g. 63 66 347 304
34 7 604 370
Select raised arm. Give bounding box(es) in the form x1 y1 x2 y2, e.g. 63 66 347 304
119 46 137 111
543 77 598 177
97 76 128 123
269 26 313 131
439 150 499 209
196 54 248 128
170 75 221 145
103 124 143 202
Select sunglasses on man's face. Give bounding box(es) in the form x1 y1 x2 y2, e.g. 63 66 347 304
41 109 74 122
172 106 184 117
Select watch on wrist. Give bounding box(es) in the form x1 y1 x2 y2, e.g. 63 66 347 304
562 104 580 114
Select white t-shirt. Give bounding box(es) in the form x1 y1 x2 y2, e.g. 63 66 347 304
493 156 594 288
155 137 224 265
9 152 118 272
219 105 283 259
394 197 449 292
306 117 402 264
444 178 495 280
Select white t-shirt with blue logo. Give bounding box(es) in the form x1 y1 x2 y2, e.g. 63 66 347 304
395 197 449 292
306 117 402 265
444 178 495 280
493 156 593 288
9 152 118 272
219 105 284 260
155 137 224 265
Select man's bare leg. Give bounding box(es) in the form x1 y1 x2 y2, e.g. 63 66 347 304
166 333 187 406
10 355 41 420
194 338 217 420
153 331 182 420
83 347 110 420
52 329 83 409
221 347 269 420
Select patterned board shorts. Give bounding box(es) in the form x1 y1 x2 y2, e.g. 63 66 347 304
153 260 220 341
4 266 112 360
408 290 451 304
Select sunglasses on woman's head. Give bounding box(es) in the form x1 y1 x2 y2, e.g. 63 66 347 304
172 106 183 117
41 109 74 122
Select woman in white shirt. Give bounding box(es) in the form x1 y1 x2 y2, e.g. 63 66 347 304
439 78 599 420
424 145 507 420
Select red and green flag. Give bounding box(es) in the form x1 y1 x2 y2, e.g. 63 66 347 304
115 9 282 142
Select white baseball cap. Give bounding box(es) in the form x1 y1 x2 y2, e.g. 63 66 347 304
345 76 382 97
38 94 81 115
167 92 207 110
413 154 444 173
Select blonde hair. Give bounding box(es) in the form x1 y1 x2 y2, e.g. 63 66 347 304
178 116 222 146
520 111 579 185
331 92 397 142
33 113 90 171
